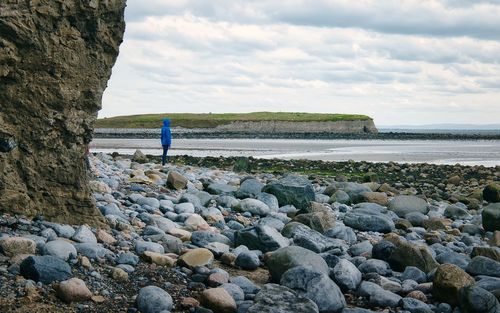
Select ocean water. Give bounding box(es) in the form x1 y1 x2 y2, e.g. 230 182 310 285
90 138 500 167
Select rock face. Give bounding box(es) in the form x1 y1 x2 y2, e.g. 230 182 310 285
0 1 126 224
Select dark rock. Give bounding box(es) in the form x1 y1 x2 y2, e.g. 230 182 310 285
332 259 362 291
433 264 475 306
266 246 329 282
235 179 263 199
459 285 500 313
262 175 315 210
372 240 396 262
234 226 289 253
247 284 319 313
136 286 173 313
482 203 500 232
20 255 72 284
483 183 500 203
343 208 395 233
388 241 438 272
466 256 500 277
235 251 260 270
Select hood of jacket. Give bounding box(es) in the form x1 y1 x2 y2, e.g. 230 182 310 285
163 119 171 127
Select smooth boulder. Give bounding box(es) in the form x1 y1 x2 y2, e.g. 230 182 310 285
266 246 329 282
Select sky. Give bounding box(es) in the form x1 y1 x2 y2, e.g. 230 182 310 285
100 0 500 126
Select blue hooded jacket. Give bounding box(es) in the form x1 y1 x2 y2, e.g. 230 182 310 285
161 119 172 146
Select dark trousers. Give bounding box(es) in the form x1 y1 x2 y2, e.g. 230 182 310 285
162 145 169 165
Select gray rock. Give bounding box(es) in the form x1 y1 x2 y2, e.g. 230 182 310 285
436 251 470 269
247 284 319 313
466 256 500 277
74 243 113 260
255 217 285 232
235 251 260 270
358 281 402 308
117 252 139 266
330 190 351 204
444 205 472 220
206 182 237 195
20 255 72 284
266 246 329 282
349 240 373 257
218 195 239 209
99 203 127 219
234 226 289 253
282 222 347 253
358 259 392 276
237 198 271 216
191 231 232 248
400 297 433 313
135 241 164 255
281 266 346 313
372 240 396 262
388 195 428 217
335 182 372 204
476 276 500 291
229 276 261 295
343 208 395 233
72 225 97 243
263 175 315 210
136 285 173 313
257 193 280 211
459 285 500 313
44 223 75 238
324 225 357 244
235 178 263 199
43 240 77 261
402 266 427 283
137 197 160 210
174 202 195 214
332 259 362 291
221 283 245 302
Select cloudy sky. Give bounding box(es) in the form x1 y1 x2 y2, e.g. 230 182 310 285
100 0 500 126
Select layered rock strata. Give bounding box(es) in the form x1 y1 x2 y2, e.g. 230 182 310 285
0 0 126 224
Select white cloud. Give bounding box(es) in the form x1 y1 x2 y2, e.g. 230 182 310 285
101 0 500 125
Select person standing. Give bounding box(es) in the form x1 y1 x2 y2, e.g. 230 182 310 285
161 118 172 165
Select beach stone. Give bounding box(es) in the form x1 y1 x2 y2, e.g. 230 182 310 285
482 203 500 232
229 276 261 295
20 255 72 284
136 285 173 313
221 283 244 302
435 251 470 269
247 284 319 313
388 241 438 272
476 276 500 292
99 203 127 219
167 171 188 190
137 197 160 210
258 192 280 211
361 192 388 206
324 224 357 244
207 182 237 195
191 231 232 247
262 175 315 210
56 278 92 303
266 246 329 282
234 225 289 253
471 246 500 262
43 240 77 261
174 202 195 214
284 223 347 253
178 248 214 268
309 210 336 233
483 183 500 203
400 297 433 313
402 266 427 283
433 263 475 305
135 241 164 255
358 281 402 308
46 223 76 239
74 243 112 260
111 267 128 281
281 266 346 313
335 182 372 203
466 256 500 277
388 195 428 217
0 237 36 257
235 178 263 199
330 190 351 204
96 229 117 245
235 251 260 270
200 288 237 313
72 225 97 243
343 208 395 233
459 285 500 313
142 251 176 266
332 259 362 291
349 240 373 257
117 252 139 266
132 150 148 163
358 259 392 275
237 198 271 216
185 214 209 230
444 205 472 220
372 240 396 261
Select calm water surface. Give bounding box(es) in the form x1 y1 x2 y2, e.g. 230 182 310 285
90 138 500 167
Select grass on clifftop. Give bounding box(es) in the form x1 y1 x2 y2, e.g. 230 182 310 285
96 112 372 129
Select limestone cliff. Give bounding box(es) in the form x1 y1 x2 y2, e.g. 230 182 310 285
0 1 126 224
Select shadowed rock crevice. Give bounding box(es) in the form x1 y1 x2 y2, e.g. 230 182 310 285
0 1 126 224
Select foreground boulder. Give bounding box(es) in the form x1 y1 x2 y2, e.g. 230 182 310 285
433 264 475 306
55 278 92 303
388 240 438 272
263 175 315 210
388 195 428 217
266 246 329 282
20 255 72 284
136 286 173 313
234 225 289 253
483 183 500 203
247 284 319 313
459 285 500 313
0 1 126 224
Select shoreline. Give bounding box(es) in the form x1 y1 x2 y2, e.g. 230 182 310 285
94 129 500 141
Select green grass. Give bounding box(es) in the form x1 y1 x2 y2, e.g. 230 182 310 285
96 112 372 129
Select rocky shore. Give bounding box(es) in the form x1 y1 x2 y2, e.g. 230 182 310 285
1 152 499 313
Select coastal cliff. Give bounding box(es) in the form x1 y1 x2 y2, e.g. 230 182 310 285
0 1 126 223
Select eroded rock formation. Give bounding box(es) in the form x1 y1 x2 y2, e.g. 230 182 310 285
0 1 126 224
